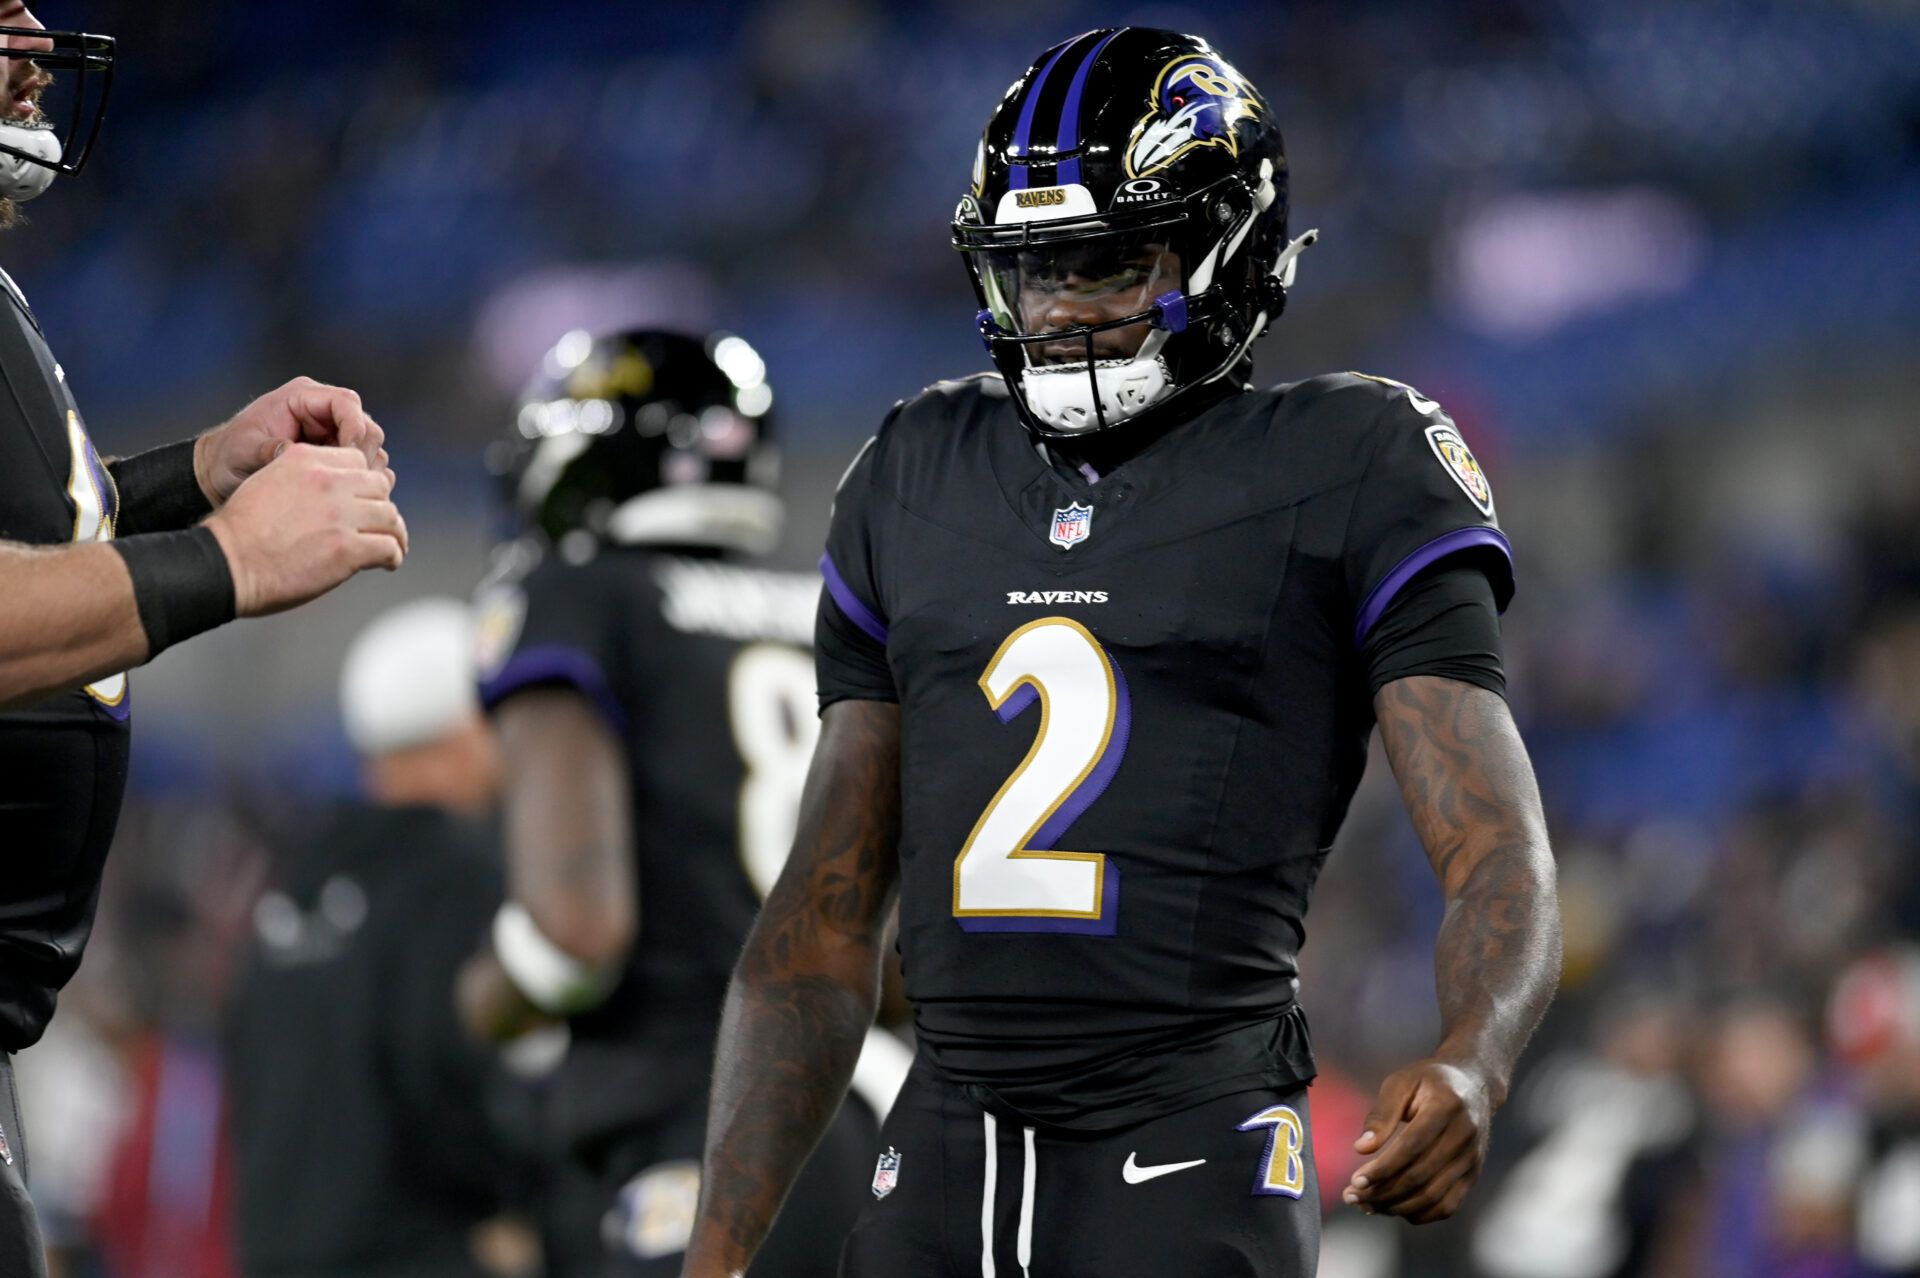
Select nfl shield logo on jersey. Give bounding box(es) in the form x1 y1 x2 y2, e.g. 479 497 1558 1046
871 1146 902 1199
1050 502 1094 550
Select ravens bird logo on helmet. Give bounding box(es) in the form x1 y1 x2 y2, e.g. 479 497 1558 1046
1126 56 1262 178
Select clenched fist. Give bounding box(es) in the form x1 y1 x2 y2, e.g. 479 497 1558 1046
205 444 407 616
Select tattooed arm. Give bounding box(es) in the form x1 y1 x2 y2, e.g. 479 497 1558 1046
1345 675 1562 1224
682 699 902 1278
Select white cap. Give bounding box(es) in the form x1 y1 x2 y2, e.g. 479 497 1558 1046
339 598 480 757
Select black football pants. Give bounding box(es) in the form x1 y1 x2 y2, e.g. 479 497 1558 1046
0 1054 47 1278
839 1064 1320 1277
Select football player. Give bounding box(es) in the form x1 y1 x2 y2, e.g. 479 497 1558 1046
0 13 405 1276
458 330 906 1276
681 28 1562 1277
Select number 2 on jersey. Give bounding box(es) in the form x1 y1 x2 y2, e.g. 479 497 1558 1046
953 617 1129 934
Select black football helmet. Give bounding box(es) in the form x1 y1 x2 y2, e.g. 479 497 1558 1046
954 28 1316 440
0 24 113 192
489 328 781 554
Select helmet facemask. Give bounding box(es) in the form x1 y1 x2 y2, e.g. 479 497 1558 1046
972 226 1186 435
959 169 1298 440
0 26 113 202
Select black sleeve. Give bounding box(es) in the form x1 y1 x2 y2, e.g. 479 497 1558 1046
1342 383 1515 651
817 431 898 711
474 554 632 734
1360 564 1506 699
106 439 214 535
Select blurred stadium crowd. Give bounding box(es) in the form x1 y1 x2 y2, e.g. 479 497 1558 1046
6 0 1919 1274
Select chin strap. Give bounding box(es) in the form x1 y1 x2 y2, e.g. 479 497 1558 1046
1249 227 1320 334
1273 228 1319 292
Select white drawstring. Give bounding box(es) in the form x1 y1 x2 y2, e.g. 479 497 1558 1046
981 1112 998 1278
982 1113 1039 1277
1017 1125 1038 1277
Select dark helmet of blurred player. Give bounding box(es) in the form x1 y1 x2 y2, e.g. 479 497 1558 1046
954 28 1316 441
0 13 114 204
489 328 781 555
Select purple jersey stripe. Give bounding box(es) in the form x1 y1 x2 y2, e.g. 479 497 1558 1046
1053 28 1120 187
820 552 888 646
1007 34 1085 190
478 643 630 736
1352 526 1515 649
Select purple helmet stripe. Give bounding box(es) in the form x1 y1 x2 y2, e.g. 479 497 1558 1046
1054 28 1121 187
1007 32 1089 190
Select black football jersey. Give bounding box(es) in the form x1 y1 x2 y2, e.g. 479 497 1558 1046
0 267 132 1052
816 371 1514 1130
475 542 821 1135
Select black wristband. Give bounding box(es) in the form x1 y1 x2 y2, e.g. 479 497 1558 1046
109 527 237 658
106 439 214 535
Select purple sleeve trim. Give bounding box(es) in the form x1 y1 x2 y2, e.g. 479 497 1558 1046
819 552 888 647
1353 526 1514 649
478 643 630 736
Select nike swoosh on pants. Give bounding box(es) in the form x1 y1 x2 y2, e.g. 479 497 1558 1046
1121 1152 1207 1184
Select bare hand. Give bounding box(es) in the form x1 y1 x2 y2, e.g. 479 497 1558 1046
1344 1058 1495 1224
205 444 407 616
194 377 391 506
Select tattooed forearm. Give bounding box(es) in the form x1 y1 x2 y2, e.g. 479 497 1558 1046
685 700 903 1277
1375 676 1561 1104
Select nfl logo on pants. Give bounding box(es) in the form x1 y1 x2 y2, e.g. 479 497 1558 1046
871 1147 901 1199
1050 502 1093 549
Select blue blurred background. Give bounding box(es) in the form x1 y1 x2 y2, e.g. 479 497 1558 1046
13 1 1920 1275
